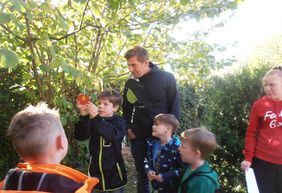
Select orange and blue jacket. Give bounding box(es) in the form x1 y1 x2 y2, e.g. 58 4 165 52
0 162 99 193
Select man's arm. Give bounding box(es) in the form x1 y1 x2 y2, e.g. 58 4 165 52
122 86 134 128
122 83 137 139
166 73 180 120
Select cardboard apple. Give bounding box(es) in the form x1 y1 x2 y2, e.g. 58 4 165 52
77 94 90 105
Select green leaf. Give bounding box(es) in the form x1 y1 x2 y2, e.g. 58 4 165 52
39 64 51 72
12 0 26 13
126 89 137 104
180 0 189 6
61 63 71 73
50 57 63 69
0 48 20 68
56 15 69 30
108 0 120 10
0 13 11 24
61 116 67 126
40 2 52 12
82 74 93 89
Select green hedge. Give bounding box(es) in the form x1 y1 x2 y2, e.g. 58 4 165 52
201 64 272 192
0 67 30 178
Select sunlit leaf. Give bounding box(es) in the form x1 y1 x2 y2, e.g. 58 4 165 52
0 48 20 68
0 13 11 24
11 0 26 13
180 0 190 6
56 15 69 30
108 0 120 10
39 64 51 72
50 57 63 69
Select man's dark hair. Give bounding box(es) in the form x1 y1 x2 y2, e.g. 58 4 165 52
124 46 149 62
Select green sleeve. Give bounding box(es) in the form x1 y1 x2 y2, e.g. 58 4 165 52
188 176 217 193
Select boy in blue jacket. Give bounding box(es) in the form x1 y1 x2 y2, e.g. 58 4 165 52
178 127 220 193
145 114 182 193
74 89 127 193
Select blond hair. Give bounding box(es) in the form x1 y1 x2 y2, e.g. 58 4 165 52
180 127 217 159
8 102 63 158
263 65 282 82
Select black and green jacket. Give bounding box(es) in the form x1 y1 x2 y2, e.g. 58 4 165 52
74 115 127 191
122 62 180 139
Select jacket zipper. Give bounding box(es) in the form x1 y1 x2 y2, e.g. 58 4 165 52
116 163 123 180
99 137 106 190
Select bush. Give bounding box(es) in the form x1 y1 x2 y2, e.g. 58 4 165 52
0 67 30 178
178 85 201 132
201 64 272 192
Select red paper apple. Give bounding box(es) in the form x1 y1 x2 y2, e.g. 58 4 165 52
77 94 90 105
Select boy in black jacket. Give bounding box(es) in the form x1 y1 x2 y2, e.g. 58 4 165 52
74 89 127 193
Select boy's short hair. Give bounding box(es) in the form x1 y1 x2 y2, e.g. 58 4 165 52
181 127 217 159
97 89 122 107
7 102 63 159
124 46 149 62
153 114 179 134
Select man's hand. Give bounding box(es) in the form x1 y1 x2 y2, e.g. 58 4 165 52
241 160 251 171
154 174 163 183
147 171 156 181
127 128 136 140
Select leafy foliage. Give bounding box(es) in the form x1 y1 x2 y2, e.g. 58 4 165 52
201 63 274 193
0 67 30 177
178 85 201 132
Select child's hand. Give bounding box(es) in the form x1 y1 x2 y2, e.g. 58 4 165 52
154 174 163 183
241 160 251 171
86 102 98 118
147 171 156 181
77 100 88 116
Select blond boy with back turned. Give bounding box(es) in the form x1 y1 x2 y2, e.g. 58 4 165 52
0 102 98 193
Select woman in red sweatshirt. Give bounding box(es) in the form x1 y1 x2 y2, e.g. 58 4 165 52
241 66 282 193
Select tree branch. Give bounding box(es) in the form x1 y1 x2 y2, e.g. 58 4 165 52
88 29 101 71
0 24 27 42
49 24 97 40
92 31 105 74
24 12 46 101
79 0 90 29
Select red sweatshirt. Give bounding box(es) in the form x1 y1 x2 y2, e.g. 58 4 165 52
244 96 282 164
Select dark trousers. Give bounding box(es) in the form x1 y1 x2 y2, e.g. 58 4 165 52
252 157 282 193
130 138 150 193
